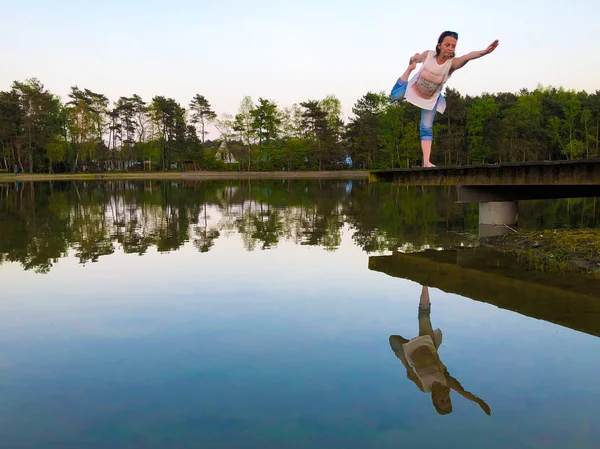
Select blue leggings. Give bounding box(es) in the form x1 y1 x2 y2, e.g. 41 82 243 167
390 79 439 141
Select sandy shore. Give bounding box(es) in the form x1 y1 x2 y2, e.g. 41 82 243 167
0 170 369 182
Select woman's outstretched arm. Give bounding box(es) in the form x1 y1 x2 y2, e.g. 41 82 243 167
450 40 499 72
446 371 492 415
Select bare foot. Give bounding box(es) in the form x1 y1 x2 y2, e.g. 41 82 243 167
423 162 436 168
400 54 420 82
408 54 419 71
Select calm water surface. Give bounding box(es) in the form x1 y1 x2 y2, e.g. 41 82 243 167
1 180 599 449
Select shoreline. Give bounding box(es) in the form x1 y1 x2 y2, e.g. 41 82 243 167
481 229 600 276
0 170 369 182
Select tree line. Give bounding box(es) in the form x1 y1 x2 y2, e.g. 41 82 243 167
1 180 597 273
1 78 599 173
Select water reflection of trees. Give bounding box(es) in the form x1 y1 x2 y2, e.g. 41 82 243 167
1 180 597 273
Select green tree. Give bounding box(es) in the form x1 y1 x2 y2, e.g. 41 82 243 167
502 91 544 162
148 96 186 170
12 79 62 172
66 87 99 171
466 96 500 163
347 92 388 169
250 98 281 145
300 100 329 169
189 94 216 143
0 90 21 171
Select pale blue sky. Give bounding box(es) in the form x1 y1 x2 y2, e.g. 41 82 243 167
1 0 598 132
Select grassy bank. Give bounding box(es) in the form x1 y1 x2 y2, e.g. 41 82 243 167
0 170 369 182
481 229 600 275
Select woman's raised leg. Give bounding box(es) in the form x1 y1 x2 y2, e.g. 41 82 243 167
390 55 418 101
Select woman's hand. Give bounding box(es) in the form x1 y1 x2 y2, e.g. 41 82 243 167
484 40 499 55
477 399 492 415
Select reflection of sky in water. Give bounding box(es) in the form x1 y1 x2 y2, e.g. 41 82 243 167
1 216 600 448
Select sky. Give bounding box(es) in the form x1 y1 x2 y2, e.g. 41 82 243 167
1 0 598 137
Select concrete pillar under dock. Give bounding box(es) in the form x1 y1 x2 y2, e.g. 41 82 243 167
479 201 518 225
479 201 518 237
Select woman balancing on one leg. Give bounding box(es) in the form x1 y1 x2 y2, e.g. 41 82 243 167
390 31 499 167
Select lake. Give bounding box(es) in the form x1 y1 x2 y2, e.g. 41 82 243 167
1 179 599 449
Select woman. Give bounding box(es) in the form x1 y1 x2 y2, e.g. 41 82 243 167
390 31 499 167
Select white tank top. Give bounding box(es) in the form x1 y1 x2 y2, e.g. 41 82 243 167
402 334 447 392
405 50 452 113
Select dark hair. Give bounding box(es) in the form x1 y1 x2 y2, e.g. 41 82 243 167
434 401 453 415
431 383 453 415
436 31 459 56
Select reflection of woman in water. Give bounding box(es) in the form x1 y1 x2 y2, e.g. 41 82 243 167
389 285 491 415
